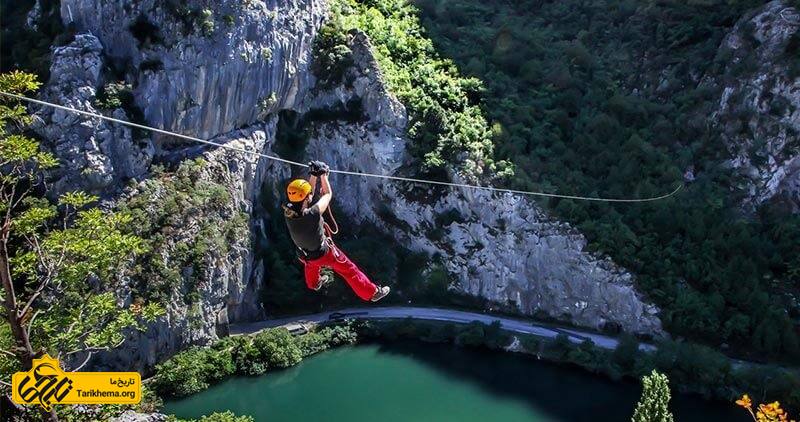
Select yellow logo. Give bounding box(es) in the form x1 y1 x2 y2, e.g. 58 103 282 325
11 355 140 410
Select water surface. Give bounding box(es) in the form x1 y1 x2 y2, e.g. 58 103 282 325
164 342 747 422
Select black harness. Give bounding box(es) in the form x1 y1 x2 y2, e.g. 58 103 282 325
296 245 327 261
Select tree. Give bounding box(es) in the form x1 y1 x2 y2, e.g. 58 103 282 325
253 328 302 368
195 412 255 422
612 334 641 372
632 370 675 422
0 71 161 420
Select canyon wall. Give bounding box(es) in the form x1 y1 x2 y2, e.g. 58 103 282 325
28 0 672 371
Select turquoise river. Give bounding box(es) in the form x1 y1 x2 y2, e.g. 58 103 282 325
164 341 748 421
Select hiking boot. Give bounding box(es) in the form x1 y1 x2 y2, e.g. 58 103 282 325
371 286 390 302
313 270 333 291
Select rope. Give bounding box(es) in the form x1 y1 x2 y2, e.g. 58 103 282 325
324 208 340 236
0 91 683 203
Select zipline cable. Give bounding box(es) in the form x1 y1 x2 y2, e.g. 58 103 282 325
1 91 683 203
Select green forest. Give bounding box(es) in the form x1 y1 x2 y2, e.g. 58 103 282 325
312 0 800 363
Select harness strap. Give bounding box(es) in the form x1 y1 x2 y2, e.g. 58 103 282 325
324 236 347 264
289 203 342 263
324 207 339 235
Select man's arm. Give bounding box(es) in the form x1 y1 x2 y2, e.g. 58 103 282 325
316 173 333 213
308 175 318 198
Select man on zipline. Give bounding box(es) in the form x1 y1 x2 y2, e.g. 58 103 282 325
283 160 390 302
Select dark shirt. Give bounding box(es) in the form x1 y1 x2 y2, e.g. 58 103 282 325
284 203 327 255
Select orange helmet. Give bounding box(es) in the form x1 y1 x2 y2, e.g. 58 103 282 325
286 179 312 202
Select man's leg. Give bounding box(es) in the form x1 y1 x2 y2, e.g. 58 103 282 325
328 247 378 301
303 258 323 291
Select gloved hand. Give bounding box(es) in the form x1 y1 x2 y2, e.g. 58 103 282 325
308 160 330 176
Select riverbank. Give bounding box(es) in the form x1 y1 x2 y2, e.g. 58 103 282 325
358 318 800 412
231 306 657 351
148 324 358 399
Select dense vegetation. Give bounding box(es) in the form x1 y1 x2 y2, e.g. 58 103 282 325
360 318 800 410
150 324 358 398
320 0 800 363
117 158 248 306
316 0 513 181
1 71 165 422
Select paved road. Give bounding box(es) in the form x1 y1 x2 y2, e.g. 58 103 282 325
230 306 656 352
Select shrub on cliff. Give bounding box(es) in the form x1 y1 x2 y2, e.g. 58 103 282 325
118 158 247 307
152 325 357 398
94 81 133 110
318 0 513 181
151 345 235 398
312 16 354 87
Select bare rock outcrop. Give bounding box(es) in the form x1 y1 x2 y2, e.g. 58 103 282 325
90 121 279 372
33 33 154 197
706 0 800 210
60 0 329 141
111 411 168 422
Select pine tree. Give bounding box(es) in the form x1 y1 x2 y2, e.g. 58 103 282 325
632 370 675 422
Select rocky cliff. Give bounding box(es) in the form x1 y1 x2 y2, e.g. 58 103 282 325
60 0 328 141
32 0 330 371
297 31 663 335
704 0 800 211
29 0 667 371
32 33 154 197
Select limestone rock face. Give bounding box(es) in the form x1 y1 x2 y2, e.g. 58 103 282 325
33 33 154 197
60 0 329 141
34 31 282 371
89 121 279 372
299 32 664 336
32 0 328 371
34 0 667 375
706 0 800 210
306 126 662 335
26 0 42 30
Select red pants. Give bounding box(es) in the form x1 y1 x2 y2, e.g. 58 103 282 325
302 245 377 301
